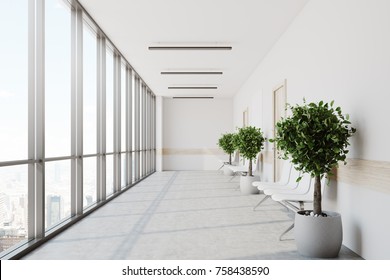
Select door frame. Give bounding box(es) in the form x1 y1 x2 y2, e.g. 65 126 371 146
242 108 248 128
272 79 287 182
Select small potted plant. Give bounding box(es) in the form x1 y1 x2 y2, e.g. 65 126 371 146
272 99 356 257
235 126 265 194
217 133 237 175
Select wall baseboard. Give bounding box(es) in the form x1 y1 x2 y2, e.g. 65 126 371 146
161 148 224 156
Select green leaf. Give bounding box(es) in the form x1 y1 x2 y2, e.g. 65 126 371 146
217 133 237 154
234 126 265 161
271 99 356 194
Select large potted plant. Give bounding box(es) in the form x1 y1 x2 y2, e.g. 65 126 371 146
272 100 356 257
235 126 265 194
217 133 237 176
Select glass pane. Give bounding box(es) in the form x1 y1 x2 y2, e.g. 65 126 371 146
132 153 136 182
0 165 28 254
132 75 136 152
140 84 143 153
146 151 150 174
0 0 28 162
83 23 97 155
145 93 148 153
140 152 144 178
106 48 114 153
45 0 71 158
121 63 126 152
121 154 126 189
83 157 97 209
45 160 71 229
106 155 114 196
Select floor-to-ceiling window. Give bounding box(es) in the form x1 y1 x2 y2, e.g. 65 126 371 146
120 62 127 190
105 45 114 197
45 0 72 230
83 17 98 209
139 79 143 178
0 0 156 259
132 74 137 182
0 0 29 254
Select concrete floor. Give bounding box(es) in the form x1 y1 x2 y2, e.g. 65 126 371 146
24 171 362 260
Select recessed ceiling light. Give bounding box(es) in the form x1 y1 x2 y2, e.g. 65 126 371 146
172 97 214 99
168 86 218 90
149 46 232 50
161 71 223 75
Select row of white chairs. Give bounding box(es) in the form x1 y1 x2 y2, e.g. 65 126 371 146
252 162 326 240
225 153 262 180
218 151 240 169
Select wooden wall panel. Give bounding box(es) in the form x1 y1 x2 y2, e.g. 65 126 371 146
161 148 224 156
262 154 390 194
336 158 390 194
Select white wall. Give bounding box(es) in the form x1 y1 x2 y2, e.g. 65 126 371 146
163 98 233 170
233 0 390 259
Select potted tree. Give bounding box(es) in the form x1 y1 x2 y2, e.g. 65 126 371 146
217 133 237 176
272 100 356 257
235 126 265 194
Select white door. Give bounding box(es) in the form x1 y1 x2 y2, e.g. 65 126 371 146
273 80 287 182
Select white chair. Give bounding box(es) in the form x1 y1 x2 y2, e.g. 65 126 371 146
272 175 326 241
252 162 294 210
263 171 311 196
232 151 240 166
218 151 240 170
272 175 325 209
228 153 261 181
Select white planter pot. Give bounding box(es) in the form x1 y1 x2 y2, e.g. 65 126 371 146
240 175 260 195
223 165 234 176
294 210 343 258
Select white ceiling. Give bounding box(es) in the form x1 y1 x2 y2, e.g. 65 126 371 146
79 0 309 98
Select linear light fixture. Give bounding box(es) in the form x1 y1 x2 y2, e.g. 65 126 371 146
149 46 232 50
168 86 218 90
173 97 214 99
161 71 223 75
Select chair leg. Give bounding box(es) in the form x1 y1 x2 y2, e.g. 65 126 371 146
279 223 294 241
218 164 224 170
229 173 237 181
253 195 269 211
277 201 291 212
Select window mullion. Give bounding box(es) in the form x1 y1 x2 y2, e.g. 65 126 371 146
148 90 151 174
71 4 77 217
113 54 121 193
35 0 45 239
153 95 156 172
143 86 146 176
76 6 84 214
136 77 140 181
71 5 84 216
126 68 134 184
28 0 36 240
97 35 106 202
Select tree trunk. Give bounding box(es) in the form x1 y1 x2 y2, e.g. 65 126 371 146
229 153 232 165
313 175 322 215
248 160 253 177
